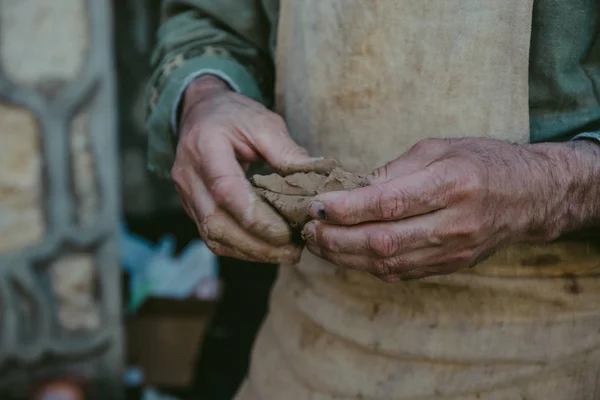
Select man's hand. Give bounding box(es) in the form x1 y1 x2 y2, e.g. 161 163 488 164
302 138 600 281
172 75 329 264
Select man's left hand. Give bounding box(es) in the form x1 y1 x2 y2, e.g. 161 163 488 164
302 137 588 281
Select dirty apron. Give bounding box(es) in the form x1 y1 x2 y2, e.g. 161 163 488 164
236 1 600 399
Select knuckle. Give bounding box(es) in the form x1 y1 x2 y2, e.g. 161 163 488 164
456 168 485 199
265 112 287 130
368 230 399 257
181 129 204 151
410 138 441 153
428 229 445 246
453 218 482 241
194 132 213 151
204 240 224 256
197 218 209 239
430 218 481 245
384 257 409 275
424 168 453 208
369 257 405 276
371 165 390 182
367 258 387 275
241 214 264 233
201 214 223 242
319 231 338 252
331 195 357 224
376 189 404 220
448 248 478 264
209 176 237 206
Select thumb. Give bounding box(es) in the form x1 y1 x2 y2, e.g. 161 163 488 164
254 126 339 176
276 156 341 176
368 139 448 184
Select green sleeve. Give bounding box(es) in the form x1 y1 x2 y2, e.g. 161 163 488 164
145 0 276 178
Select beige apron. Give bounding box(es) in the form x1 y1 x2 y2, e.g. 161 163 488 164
237 1 600 399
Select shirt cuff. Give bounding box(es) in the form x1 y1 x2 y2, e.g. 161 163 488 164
572 132 600 143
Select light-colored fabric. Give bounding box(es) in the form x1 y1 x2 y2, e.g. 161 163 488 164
276 0 532 172
236 1 600 399
146 0 600 179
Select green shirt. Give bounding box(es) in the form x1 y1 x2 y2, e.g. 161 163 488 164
146 0 600 178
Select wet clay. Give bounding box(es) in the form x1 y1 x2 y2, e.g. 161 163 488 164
251 167 367 230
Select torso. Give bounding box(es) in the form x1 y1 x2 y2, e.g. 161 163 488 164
238 1 600 399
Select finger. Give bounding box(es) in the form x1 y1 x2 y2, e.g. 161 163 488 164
190 170 301 262
305 242 449 277
199 209 302 264
302 216 439 257
175 165 300 263
304 241 422 274
398 264 460 280
308 169 450 225
203 239 281 263
248 115 335 173
368 139 449 184
255 189 312 229
197 135 294 245
371 274 403 283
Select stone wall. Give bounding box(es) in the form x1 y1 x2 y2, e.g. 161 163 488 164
0 1 123 397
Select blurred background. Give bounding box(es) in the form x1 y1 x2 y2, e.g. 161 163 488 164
0 1 274 399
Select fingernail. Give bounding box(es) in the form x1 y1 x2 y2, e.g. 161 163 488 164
308 201 327 220
302 222 317 241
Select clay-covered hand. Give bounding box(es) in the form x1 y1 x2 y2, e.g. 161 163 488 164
302 138 593 281
252 168 367 229
172 75 337 264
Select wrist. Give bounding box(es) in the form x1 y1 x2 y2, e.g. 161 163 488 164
180 75 231 122
526 141 600 240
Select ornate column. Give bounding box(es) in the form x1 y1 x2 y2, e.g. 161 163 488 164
0 1 123 398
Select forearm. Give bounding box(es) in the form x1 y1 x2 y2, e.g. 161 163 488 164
530 140 600 239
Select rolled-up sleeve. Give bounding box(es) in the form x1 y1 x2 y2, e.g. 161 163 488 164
146 0 275 178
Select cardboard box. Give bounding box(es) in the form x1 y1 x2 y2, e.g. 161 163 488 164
125 296 218 388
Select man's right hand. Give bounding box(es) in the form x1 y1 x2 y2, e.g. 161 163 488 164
172 75 326 264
